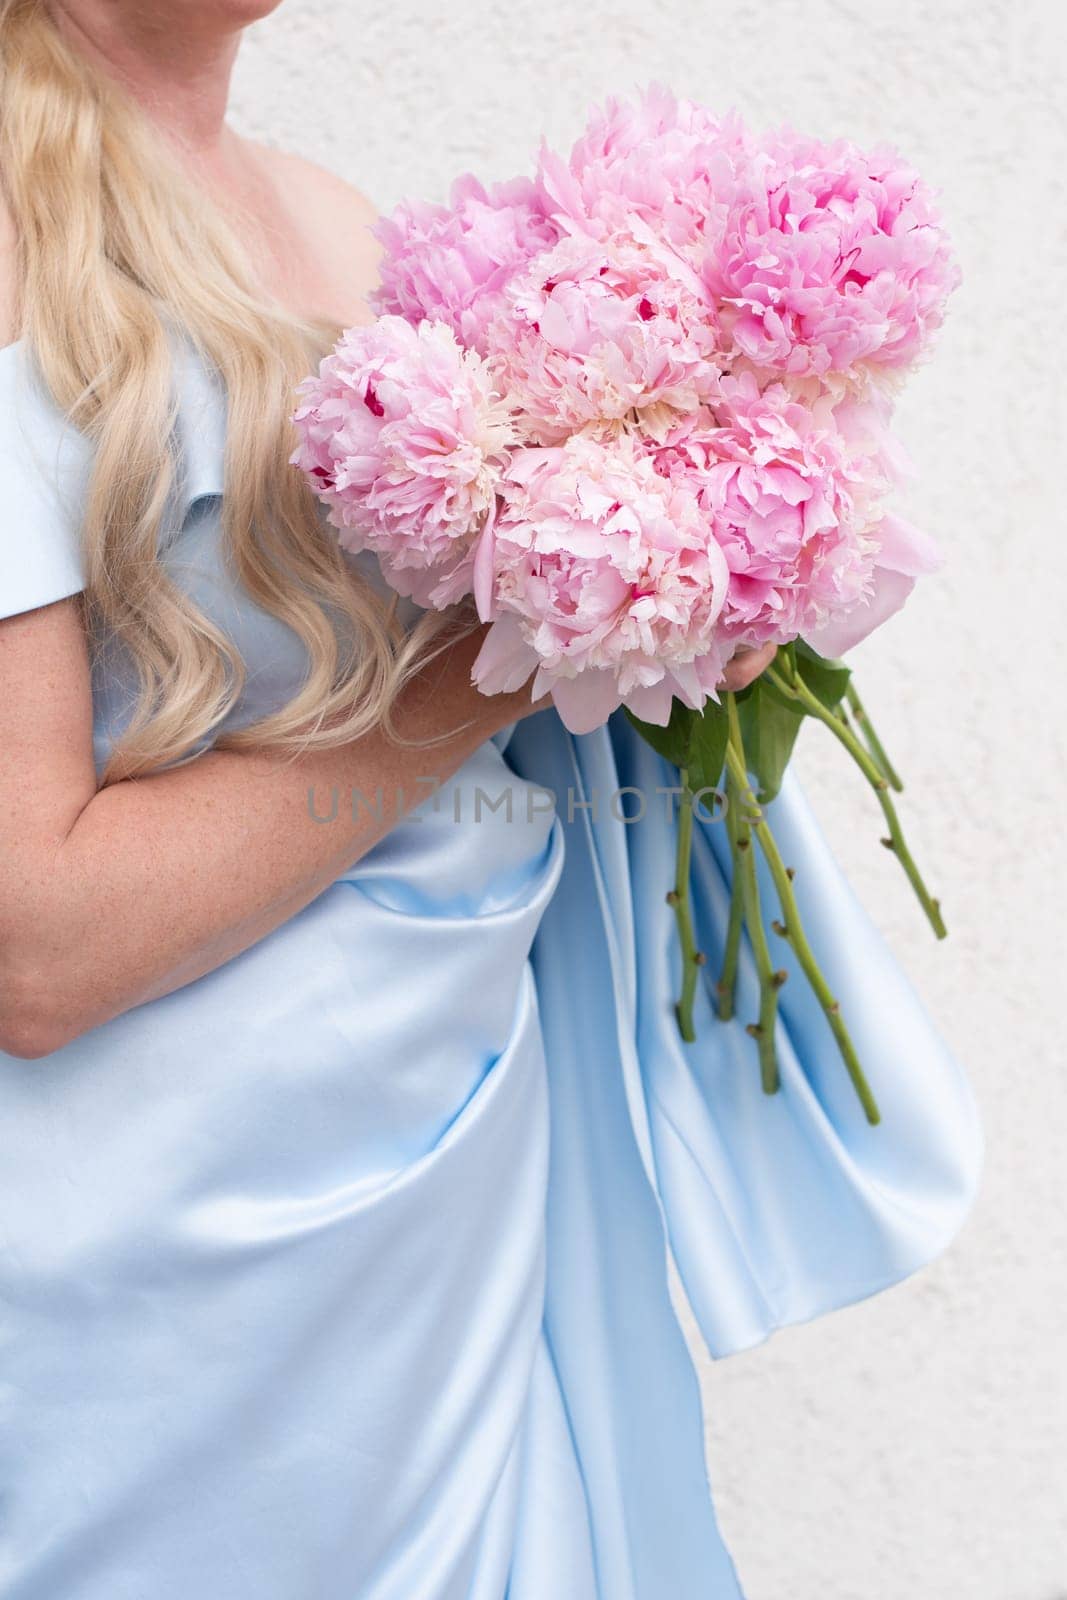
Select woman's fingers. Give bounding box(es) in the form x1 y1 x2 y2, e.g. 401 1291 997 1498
718 642 778 693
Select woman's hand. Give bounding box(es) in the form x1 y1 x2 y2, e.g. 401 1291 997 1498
718 642 778 694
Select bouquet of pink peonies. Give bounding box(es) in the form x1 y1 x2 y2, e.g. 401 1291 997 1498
291 85 959 1124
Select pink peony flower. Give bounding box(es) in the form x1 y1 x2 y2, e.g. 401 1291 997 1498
292 88 959 725
291 315 513 607
486 230 724 443
471 431 730 732
369 173 560 356
804 511 942 657
646 372 891 647
704 129 961 377
535 83 748 259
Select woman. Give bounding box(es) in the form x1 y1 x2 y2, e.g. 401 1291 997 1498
0 2 982 1596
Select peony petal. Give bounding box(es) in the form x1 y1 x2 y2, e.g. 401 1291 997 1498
871 512 943 577
623 678 677 725
663 659 707 710
471 615 539 694
548 670 623 734
804 565 916 656
472 499 499 620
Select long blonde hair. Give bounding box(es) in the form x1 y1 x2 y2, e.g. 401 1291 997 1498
0 0 452 784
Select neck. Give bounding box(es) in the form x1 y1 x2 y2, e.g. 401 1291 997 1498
46 2 240 158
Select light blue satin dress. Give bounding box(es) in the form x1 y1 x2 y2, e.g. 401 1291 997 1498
0 334 982 1599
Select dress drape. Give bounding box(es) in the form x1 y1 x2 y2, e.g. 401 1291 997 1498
0 334 981 1598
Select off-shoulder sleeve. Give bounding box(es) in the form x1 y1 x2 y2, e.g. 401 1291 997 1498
0 342 88 620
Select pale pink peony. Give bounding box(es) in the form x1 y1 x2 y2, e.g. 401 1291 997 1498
535 84 748 256
704 128 961 377
292 90 958 725
471 431 730 732
804 511 942 657
486 230 724 444
647 372 891 647
291 315 513 607
369 174 560 356
796 384 941 652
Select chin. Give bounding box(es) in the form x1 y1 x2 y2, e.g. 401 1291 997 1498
231 0 285 19
205 0 286 23
139 0 285 28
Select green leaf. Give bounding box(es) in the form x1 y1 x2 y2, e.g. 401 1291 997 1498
794 638 851 713
623 699 694 772
735 678 805 802
624 698 729 802
686 700 730 796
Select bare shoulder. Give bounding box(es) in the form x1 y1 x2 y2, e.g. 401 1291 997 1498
238 138 383 324
269 145 377 217
245 140 381 253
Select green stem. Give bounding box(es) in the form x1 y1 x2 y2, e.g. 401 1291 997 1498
725 697 782 1095
724 736 882 1126
670 770 702 1043
845 682 904 792
768 662 888 789
875 783 947 938
716 765 745 1022
768 660 946 940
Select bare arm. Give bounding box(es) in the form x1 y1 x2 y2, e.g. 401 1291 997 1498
0 596 773 1063
0 160 773 1060
0 596 540 1059
0 167 542 1058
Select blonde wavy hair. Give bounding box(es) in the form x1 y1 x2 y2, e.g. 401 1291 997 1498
0 0 456 784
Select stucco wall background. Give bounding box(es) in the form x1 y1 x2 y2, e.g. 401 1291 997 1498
231 3 1066 1595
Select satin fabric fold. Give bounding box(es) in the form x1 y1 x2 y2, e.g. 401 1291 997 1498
507 710 982 1362
0 333 982 1597
0 750 577 1599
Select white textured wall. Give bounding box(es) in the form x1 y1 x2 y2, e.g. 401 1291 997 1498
231 4 1067 1595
